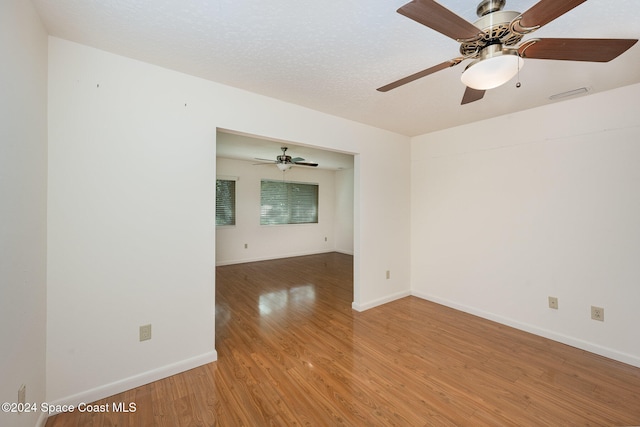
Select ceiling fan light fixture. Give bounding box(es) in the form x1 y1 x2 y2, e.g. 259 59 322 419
461 46 524 90
277 163 292 171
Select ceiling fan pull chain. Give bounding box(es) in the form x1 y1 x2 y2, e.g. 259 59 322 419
516 55 522 88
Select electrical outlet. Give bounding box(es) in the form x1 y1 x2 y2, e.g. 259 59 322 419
18 384 26 405
139 324 152 341
548 296 558 309
591 306 604 321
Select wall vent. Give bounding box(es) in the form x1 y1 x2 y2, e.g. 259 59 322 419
549 87 590 100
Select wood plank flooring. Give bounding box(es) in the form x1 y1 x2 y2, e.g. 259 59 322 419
46 252 640 426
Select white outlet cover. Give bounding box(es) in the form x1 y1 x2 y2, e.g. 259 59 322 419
139 324 152 341
591 306 604 321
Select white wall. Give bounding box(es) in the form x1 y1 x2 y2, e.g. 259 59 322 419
0 1 48 427
216 157 341 265
47 37 411 405
411 83 640 367
334 168 354 255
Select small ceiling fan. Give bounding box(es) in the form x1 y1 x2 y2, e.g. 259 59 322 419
377 0 638 104
254 147 319 171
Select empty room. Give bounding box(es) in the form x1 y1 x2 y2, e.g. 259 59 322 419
2 0 640 426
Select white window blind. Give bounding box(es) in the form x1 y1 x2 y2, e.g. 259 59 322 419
216 179 236 226
260 180 318 225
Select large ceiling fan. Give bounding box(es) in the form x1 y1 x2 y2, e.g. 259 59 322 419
255 147 319 171
377 0 638 104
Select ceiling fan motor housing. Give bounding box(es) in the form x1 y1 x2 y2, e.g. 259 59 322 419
460 9 523 57
277 147 292 163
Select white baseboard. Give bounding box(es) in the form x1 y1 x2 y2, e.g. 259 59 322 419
352 290 410 312
39 350 217 425
37 412 48 427
216 250 336 266
411 291 640 369
334 248 354 256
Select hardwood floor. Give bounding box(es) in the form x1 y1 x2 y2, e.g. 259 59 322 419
47 252 640 426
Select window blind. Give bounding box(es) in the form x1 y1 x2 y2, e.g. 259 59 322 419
216 179 236 226
261 180 318 225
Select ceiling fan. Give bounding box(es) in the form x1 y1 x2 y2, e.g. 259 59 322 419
377 0 638 104
254 147 319 171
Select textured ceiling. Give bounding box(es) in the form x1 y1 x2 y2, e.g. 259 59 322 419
33 0 640 137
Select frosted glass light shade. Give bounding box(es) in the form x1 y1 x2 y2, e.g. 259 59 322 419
277 163 292 171
461 51 524 90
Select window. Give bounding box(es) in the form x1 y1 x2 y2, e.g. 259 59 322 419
260 180 318 225
216 179 236 226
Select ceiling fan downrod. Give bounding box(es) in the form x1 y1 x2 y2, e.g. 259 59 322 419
476 0 506 17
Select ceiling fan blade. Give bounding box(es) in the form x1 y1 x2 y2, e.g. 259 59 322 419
397 0 482 42
515 0 586 32
519 38 638 62
294 162 318 167
290 157 305 162
254 157 277 162
461 87 485 105
377 58 464 92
